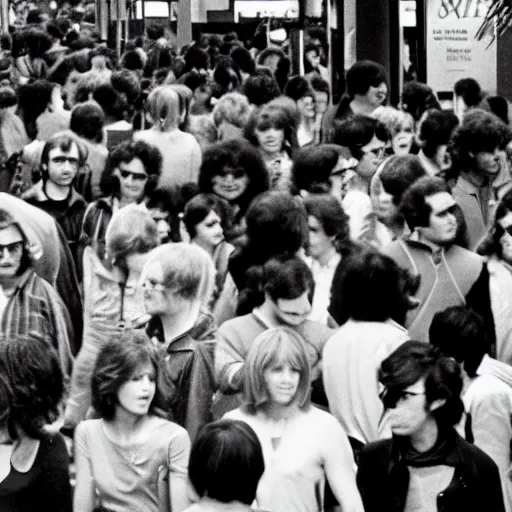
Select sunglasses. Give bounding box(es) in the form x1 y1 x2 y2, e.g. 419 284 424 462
502 225 512 237
215 168 246 179
119 170 148 181
0 241 23 254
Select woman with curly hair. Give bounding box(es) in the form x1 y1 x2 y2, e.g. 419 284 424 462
198 139 269 242
74 330 191 512
80 139 162 265
0 334 72 512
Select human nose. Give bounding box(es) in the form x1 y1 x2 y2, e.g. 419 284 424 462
0 247 13 260
141 375 153 389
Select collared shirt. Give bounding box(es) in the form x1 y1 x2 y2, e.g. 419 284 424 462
477 354 512 388
308 253 341 325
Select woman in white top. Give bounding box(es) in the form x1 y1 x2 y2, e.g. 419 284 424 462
225 327 364 512
74 330 191 512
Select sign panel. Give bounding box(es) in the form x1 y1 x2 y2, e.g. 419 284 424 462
426 0 496 93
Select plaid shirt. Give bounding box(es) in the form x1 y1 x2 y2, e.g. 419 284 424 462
1 269 74 380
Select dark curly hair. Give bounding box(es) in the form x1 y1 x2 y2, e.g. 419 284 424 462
346 60 388 98
379 340 464 429
70 101 105 143
198 139 269 211
401 81 441 122
0 334 64 439
303 194 350 251
92 330 158 421
237 255 314 315
243 73 281 107
477 188 512 259
450 109 512 176
99 139 163 198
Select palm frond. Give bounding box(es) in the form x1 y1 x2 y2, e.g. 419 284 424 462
477 0 512 41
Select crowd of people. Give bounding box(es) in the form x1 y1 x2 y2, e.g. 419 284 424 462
1 1 512 511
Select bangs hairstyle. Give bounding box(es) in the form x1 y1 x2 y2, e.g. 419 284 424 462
243 327 311 414
379 340 464 428
189 419 264 505
244 105 293 148
92 330 157 421
0 334 64 439
145 243 215 302
105 205 159 264
183 193 232 239
41 131 88 170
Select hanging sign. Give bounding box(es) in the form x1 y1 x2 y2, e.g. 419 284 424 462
426 0 497 94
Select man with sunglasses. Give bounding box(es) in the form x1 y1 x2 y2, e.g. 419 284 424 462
23 132 88 268
384 176 496 351
357 341 504 512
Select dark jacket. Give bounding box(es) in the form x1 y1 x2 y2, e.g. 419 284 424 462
357 433 505 512
147 312 217 443
23 181 88 269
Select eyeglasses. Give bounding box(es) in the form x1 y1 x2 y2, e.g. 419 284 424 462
50 156 79 168
363 146 386 159
215 168 246 179
0 241 23 255
433 204 457 218
119 170 148 181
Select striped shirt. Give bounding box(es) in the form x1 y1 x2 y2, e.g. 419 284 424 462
0 269 74 380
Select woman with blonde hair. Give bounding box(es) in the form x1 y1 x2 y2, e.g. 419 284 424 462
64 205 160 430
142 243 217 441
225 327 364 512
134 85 202 188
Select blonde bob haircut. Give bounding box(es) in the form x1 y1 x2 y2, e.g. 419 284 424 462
371 106 414 136
146 85 181 131
243 327 311 415
144 243 215 305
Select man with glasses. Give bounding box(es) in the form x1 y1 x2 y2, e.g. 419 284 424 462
23 132 88 267
357 341 504 512
384 176 496 350
332 115 388 241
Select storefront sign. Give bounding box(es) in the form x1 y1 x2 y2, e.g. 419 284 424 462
426 0 496 93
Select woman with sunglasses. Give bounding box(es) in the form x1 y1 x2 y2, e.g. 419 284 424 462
477 188 512 365
79 139 162 267
74 330 191 512
224 327 364 512
64 206 160 430
198 139 269 243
